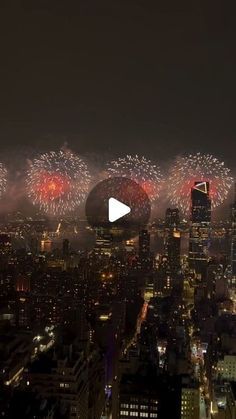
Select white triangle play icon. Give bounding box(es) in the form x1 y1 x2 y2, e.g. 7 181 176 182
108 197 131 222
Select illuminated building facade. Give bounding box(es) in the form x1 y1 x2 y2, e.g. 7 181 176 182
166 230 181 275
165 208 180 229
181 377 200 419
119 373 159 418
95 230 113 256
216 355 236 382
231 184 236 277
15 275 31 328
164 208 181 275
139 230 151 270
40 238 53 253
189 181 211 278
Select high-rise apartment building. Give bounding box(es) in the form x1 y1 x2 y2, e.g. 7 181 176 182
189 182 211 278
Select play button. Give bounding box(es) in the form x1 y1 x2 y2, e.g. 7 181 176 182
85 177 151 241
108 198 131 222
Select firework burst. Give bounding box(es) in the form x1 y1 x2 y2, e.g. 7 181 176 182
0 163 7 198
167 153 233 214
26 151 91 215
106 154 163 201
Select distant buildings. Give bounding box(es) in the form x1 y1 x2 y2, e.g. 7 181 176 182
206 264 229 301
231 184 236 277
139 229 151 270
164 208 181 275
166 230 181 275
62 238 70 257
165 208 180 230
95 230 113 256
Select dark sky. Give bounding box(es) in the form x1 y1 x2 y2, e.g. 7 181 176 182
0 0 236 165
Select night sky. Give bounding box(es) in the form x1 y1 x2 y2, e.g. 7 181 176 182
0 1 236 165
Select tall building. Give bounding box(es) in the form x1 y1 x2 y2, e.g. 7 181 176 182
15 274 31 328
189 181 211 279
155 256 172 295
164 209 181 275
231 184 236 277
166 230 181 275
95 230 113 256
216 355 236 382
139 230 150 259
180 376 200 419
206 264 229 301
139 229 151 269
26 338 89 418
87 348 105 419
118 370 159 418
211 382 236 418
165 208 180 229
62 238 70 257
30 236 39 255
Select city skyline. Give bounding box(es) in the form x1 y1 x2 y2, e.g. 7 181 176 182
0 149 235 219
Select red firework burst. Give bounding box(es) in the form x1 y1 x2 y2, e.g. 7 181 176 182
34 172 71 202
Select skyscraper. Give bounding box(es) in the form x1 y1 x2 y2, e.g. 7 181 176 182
118 369 159 418
139 229 150 258
165 208 181 275
230 184 236 277
181 376 200 419
167 230 181 275
189 182 211 278
139 229 151 270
